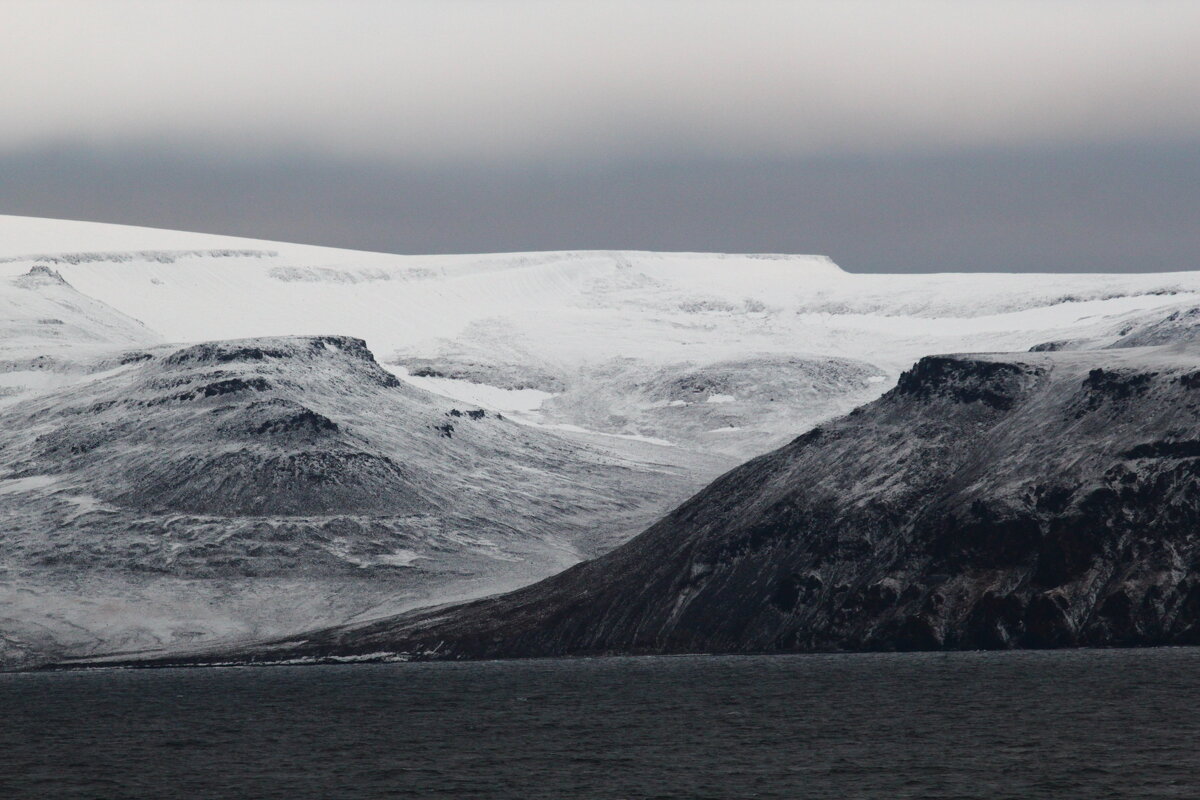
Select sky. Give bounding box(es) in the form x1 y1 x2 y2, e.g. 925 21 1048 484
2 0 1199 272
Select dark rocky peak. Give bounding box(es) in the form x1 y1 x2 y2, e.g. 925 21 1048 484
890 355 1045 411
239 399 340 437
161 335 401 388
164 335 374 366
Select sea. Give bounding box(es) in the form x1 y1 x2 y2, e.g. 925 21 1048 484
3 648 1199 799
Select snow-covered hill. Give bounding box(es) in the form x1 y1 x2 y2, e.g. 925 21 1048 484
0 266 160 405
0 333 703 667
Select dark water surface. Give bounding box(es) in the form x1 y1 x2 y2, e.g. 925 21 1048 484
3 649 1200 799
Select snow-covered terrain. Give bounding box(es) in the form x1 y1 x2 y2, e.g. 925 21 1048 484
3 213 1200 667
5 214 1200 458
0 265 160 406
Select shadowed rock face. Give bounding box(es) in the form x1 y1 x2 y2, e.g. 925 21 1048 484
204 346 1200 664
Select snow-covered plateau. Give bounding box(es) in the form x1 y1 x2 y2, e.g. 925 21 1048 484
2 213 1199 668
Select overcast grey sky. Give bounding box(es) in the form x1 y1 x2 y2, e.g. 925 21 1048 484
3 0 1199 271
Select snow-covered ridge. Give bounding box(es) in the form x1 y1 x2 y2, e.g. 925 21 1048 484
1 215 1194 353
0 214 335 259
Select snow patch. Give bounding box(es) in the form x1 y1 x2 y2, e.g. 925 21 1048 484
372 549 425 568
58 494 118 521
386 365 553 413
537 422 675 447
0 475 58 494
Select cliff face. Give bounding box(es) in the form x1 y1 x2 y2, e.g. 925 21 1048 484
211 345 1200 663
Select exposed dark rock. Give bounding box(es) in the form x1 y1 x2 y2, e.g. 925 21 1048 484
1032 523 1101 588
1023 594 1075 648
447 408 489 421
893 356 1042 411
165 342 294 365
895 614 943 651
963 591 1025 649
250 406 339 435
410 366 446 378
768 573 802 612
197 377 272 398
1082 368 1154 402
1123 440 1200 459
13 265 69 287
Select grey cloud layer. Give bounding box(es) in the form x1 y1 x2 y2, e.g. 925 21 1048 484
5 0 1200 160
5 144 1198 272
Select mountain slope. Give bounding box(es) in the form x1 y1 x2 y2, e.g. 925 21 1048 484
0 265 160 406
197 343 1200 663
